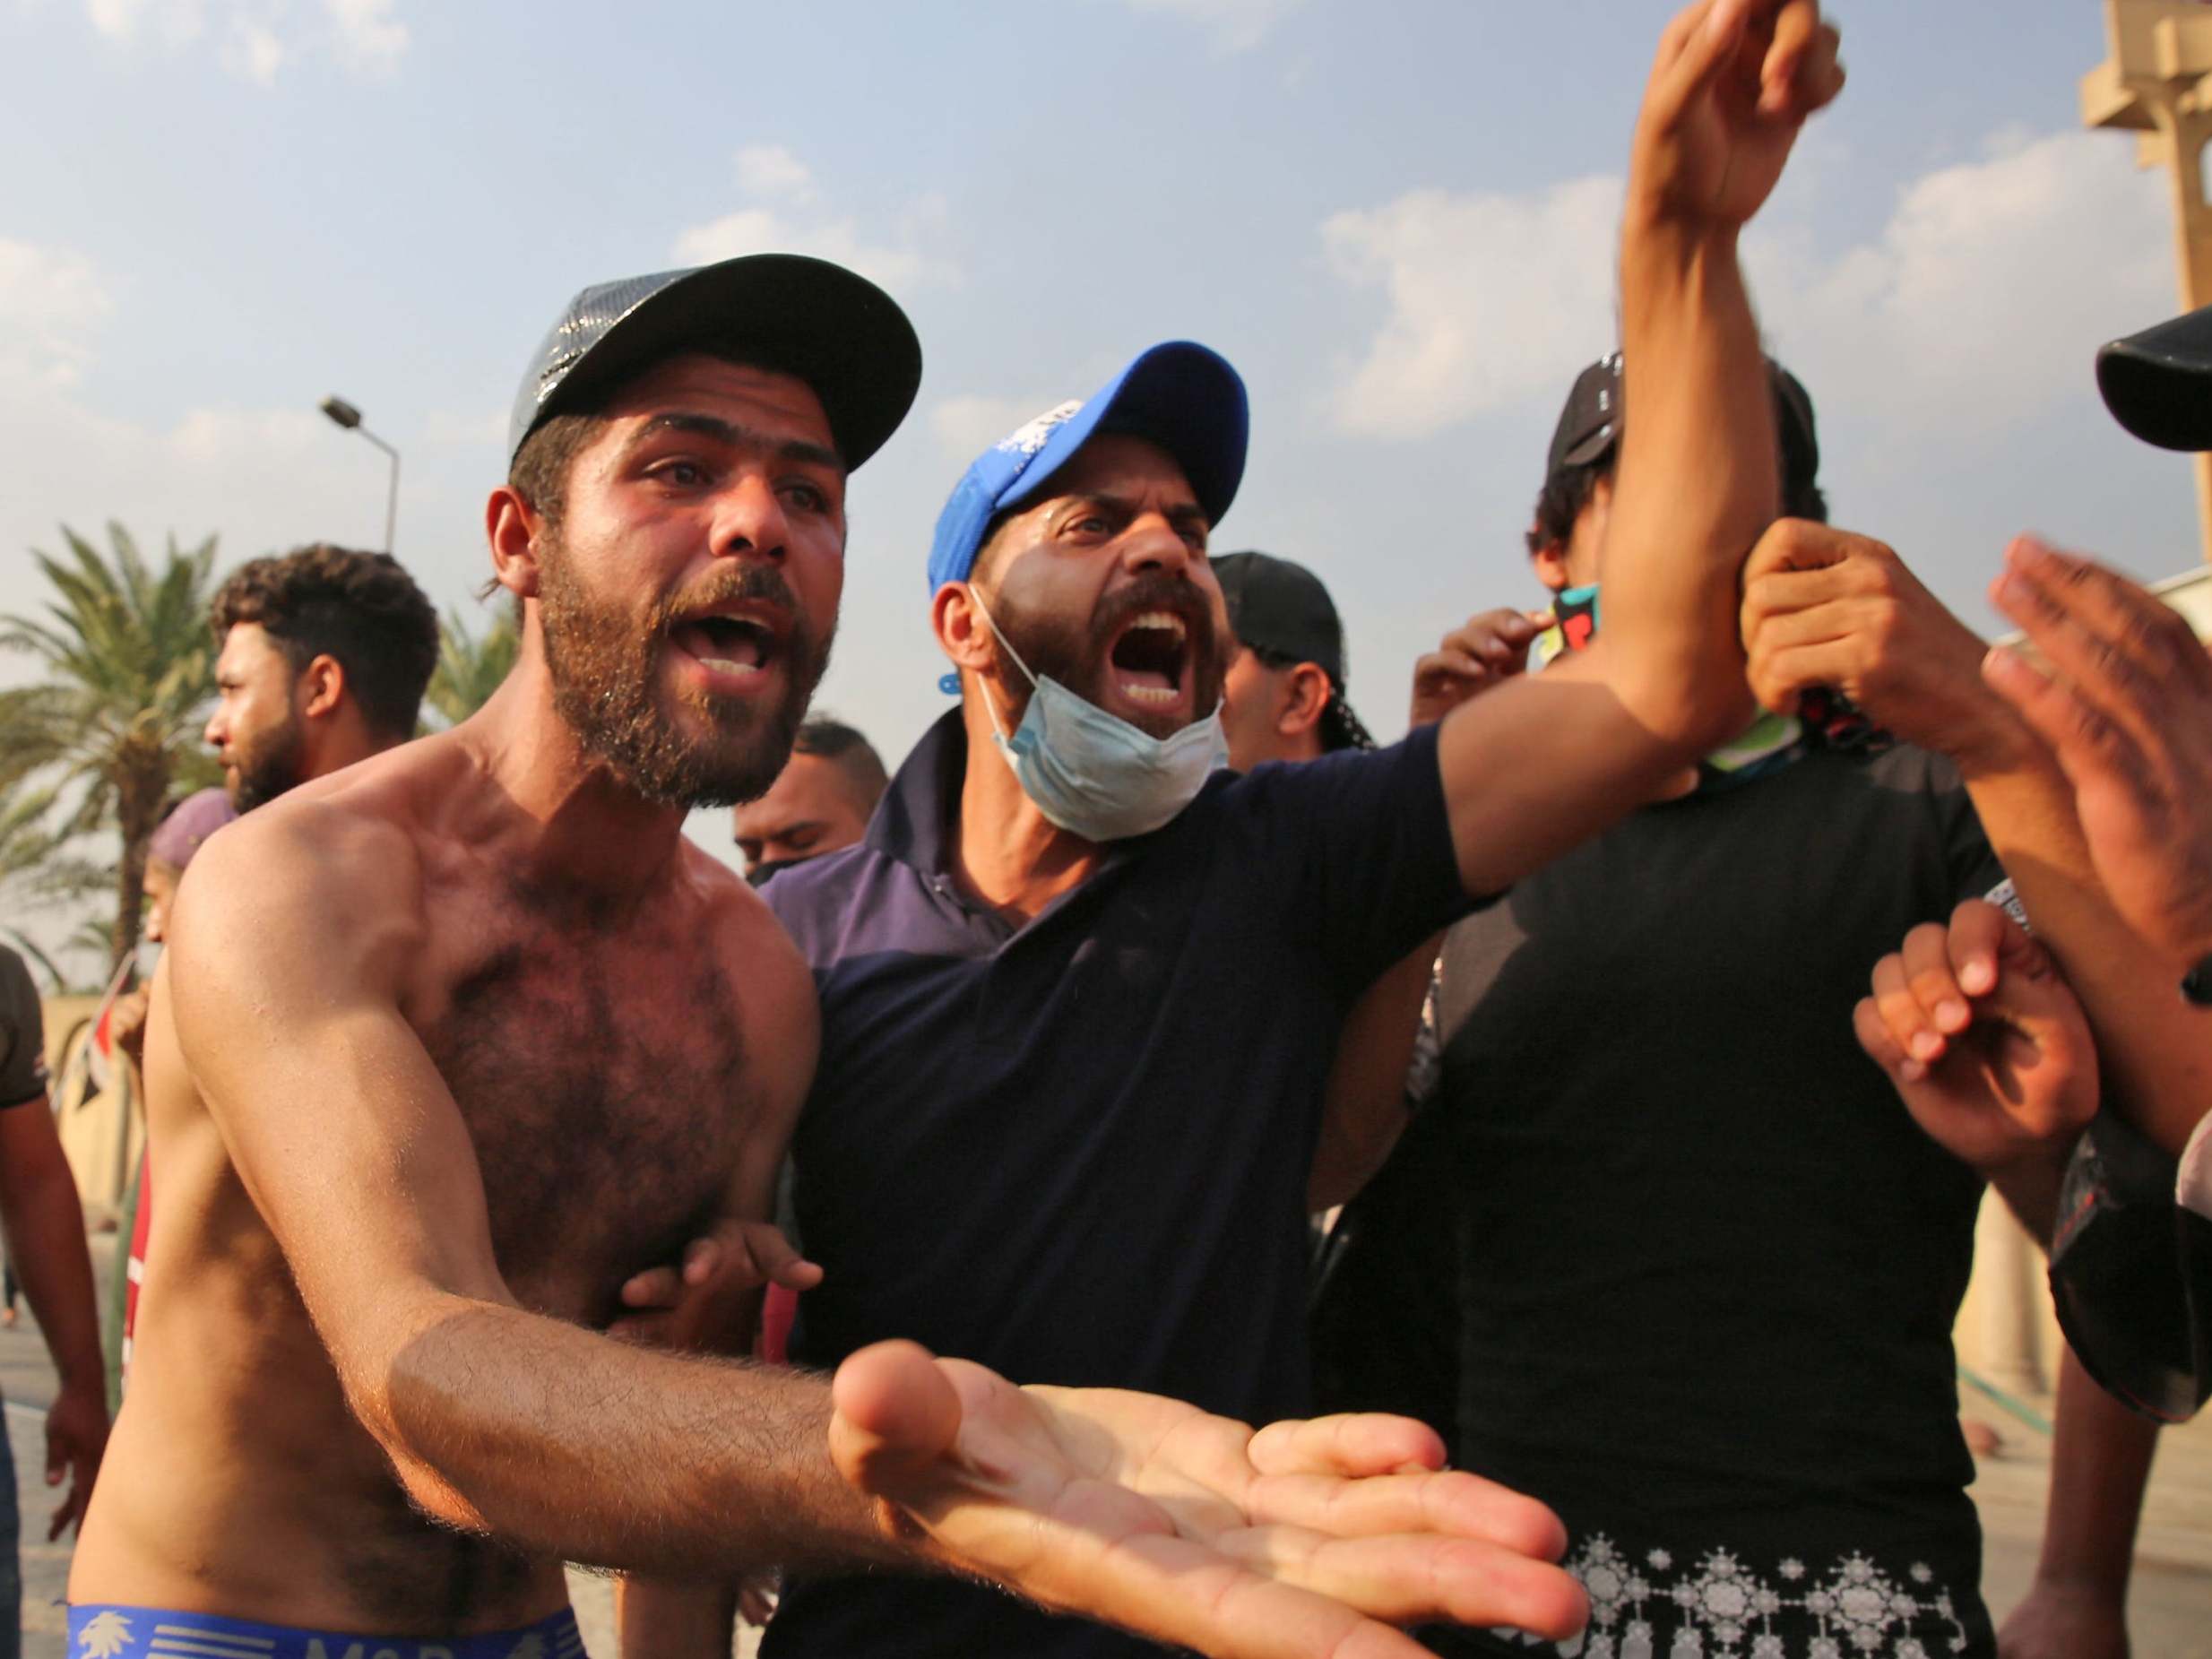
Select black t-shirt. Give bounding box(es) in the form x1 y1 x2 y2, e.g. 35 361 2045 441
1315 744 2005 1659
763 714 1477 1659
0 945 49 1110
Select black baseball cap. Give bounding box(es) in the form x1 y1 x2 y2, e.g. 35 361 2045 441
1544 353 1820 497
508 254 923 469
1215 551 1375 750
2098 303 2212 452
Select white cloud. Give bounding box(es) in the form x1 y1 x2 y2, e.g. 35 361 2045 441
73 0 405 81
221 15 284 82
733 143 816 204
1320 175 1624 439
82 0 204 42
1748 130 2171 448
671 154 960 293
1125 0 1303 54
1319 129 2171 451
324 0 405 73
0 238 115 388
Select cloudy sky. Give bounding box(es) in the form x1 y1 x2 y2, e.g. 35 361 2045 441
0 0 2192 894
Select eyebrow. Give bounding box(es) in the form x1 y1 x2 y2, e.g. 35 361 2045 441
627 411 844 474
1058 491 1210 534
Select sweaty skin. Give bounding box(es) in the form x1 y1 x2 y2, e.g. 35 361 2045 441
70 737 821 1629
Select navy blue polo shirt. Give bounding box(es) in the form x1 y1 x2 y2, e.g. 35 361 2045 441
760 710 1475 1659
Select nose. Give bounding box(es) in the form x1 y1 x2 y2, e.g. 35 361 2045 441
1119 513 1192 579
711 473 791 565
203 706 227 751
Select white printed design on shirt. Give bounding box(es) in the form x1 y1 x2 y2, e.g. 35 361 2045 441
1500 1534 1969 1656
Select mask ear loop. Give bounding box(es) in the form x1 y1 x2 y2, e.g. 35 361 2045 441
964 585 1038 744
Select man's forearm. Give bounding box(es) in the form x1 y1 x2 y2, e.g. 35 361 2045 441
0 1109 107 1392
1605 218 1776 747
367 1295 901 1578
1309 940 1439 1211
2035 1344 2156 1603
1963 756 2212 1156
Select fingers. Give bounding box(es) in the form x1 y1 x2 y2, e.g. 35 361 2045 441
1743 637 1858 716
1980 644 2149 799
1990 537 2209 738
1249 1413 1444 1482
829 1340 967 1499
1647 0 1749 133
620 1265 684 1309
1213 1528 1590 1644
1760 7 1844 119
1244 1466 1568 1566
1741 519 1888 586
1945 898 2012 998
704 1223 824 1292
1853 994 1915 1084
1870 932 1949 1076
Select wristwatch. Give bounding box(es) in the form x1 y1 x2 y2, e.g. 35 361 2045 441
2187 954 2212 1007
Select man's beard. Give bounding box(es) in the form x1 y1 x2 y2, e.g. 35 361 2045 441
228 710 307 813
538 537 833 810
988 572 1227 741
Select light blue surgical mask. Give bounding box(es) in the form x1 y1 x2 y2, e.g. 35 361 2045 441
969 590 1227 843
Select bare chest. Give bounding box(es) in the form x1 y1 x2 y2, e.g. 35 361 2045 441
414 918 756 1326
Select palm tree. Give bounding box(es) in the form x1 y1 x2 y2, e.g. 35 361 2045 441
425 602 519 728
0 524 221 973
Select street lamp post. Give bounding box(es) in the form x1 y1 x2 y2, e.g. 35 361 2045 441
318 394 401 554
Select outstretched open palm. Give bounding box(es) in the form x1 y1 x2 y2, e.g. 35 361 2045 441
1633 0 1845 231
832 1342 1587 1659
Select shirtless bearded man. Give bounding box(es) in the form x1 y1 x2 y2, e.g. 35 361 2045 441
65 254 1587 1659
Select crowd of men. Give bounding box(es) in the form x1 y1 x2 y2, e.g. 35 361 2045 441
0 2 2208 1656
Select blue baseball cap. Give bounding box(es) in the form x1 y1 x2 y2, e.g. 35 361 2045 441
925 341 1249 593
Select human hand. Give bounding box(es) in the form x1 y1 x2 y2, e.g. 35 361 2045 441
109 986 152 1064
1740 521 2021 770
1853 899 2097 1180
1983 535 2212 963
1996 1579 2129 1659
1411 609 1550 727
611 1219 821 1353
44 1376 108 1540
1629 0 1844 234
830 1339 1587 1658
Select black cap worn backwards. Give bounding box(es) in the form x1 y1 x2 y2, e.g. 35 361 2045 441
1544 352 1821 498
508 254 923 469
1214 551 1375 751
2099 303 2212 452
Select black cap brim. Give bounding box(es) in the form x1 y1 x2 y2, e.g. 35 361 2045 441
517 254 922 470
2099 304 2212 453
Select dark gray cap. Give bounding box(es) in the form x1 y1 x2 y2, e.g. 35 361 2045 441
1215 550 1375 751
1545 352 1820 498
508 254 922 468
2099 303 2212 452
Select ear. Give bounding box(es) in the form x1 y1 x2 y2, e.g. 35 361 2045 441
931 582 997 680
298 652 347 722
1530 540 1573 594
487 485 544 601
1278 662 1332 738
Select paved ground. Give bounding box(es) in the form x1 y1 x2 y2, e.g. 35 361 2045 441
6 1305 2207 1657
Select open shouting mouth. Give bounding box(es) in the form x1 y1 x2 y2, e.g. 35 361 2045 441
670 601 791 696
1105 609 1193 718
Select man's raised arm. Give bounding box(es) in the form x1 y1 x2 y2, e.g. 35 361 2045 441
1437 0 1843 895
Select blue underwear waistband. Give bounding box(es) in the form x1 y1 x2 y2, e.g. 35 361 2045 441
66 1603 586 1659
